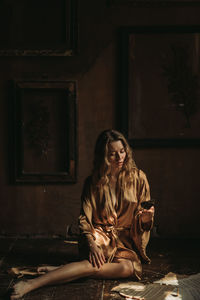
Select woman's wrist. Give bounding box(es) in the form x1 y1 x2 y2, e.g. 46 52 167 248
86 234 96 246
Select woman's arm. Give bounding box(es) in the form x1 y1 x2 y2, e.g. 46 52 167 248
78 178 105 268
137 170 154 231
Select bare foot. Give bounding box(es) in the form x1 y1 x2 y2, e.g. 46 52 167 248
37 265 60 274
10 280 33 299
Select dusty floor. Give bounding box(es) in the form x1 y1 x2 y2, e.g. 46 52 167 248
0 237 200 299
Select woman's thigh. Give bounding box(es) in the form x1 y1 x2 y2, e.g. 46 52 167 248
92 259 134 279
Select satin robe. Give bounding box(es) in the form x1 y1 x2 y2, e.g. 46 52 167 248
78 168 153 279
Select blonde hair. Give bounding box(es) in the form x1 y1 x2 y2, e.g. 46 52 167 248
91 129 137 213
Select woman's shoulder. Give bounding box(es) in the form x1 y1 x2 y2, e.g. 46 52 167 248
133 168 148 181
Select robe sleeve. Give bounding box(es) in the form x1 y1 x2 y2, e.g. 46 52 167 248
78 177 96 240
131 170 153 263
137 170 153 232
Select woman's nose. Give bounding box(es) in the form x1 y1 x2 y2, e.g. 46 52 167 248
116 153 121 160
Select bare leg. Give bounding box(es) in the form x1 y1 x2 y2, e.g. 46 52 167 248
37 265 60 274
10 259 134 300
93 258 134 279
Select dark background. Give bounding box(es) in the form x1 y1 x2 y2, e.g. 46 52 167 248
0 0 199 238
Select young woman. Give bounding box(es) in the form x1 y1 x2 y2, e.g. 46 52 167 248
10 129 154 299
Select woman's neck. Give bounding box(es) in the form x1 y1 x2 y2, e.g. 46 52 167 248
110 168 120 178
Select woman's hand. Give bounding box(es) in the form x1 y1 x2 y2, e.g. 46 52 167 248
88 241 106 268
139 206 155 223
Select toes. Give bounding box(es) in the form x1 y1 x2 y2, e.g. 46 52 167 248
10 295 18 300
10 295 21 300
9 282 25 299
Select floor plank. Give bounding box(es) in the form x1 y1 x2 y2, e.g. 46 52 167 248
103 280 124 300
53 279 104 300
24 286 56 300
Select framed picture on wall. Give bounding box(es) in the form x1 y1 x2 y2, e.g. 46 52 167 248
0 0 78 56
118 26 200 147
13 80 77 183
108 0 200 6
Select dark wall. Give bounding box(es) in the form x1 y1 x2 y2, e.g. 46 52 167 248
0 0 199 237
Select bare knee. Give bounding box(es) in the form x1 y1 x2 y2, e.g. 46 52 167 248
82 260 101 275
118 260 133 278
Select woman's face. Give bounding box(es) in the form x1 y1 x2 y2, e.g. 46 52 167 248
108 140 126 173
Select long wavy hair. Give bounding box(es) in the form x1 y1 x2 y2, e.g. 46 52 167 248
91 129 137 212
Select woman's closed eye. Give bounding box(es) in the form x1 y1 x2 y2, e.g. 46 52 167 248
109 152 116 157
109 148 125 157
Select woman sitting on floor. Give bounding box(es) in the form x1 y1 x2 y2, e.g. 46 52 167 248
10 129 154 300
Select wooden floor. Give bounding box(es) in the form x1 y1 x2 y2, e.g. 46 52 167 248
0 237 200 299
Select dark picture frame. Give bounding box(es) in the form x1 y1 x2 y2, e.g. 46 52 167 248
13 80 77 183
109 0 200 7
118 26 200 148
0 0 78 56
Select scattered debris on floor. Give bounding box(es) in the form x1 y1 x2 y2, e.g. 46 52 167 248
64 240 78 244
112 281 178 300
8 267 41 278
111 272 200 300
154 271 189 285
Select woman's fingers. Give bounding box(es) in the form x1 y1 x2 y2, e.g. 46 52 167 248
97 251 105 266
89 246 105 268
96 251 104 268
94 251 105 268
90 252 98 268
101 252 106 263
91 253 98 268
89 252 100 268
100 254 105 265
89 253 92 265
94 253 101 268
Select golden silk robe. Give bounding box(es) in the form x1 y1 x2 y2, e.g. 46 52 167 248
78 169 153 279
